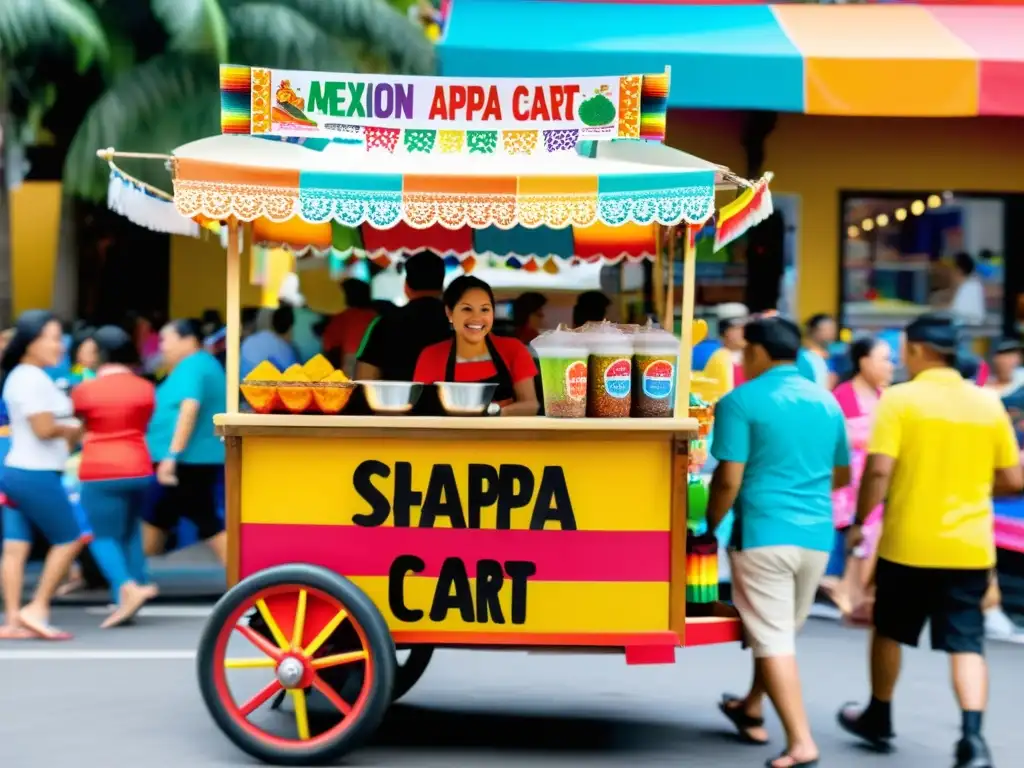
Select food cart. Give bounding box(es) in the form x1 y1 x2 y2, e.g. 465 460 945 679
100 64 772 765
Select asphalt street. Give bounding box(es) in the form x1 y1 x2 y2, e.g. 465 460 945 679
0 606 1022 768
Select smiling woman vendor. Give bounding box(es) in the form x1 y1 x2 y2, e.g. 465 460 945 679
414 276 539 416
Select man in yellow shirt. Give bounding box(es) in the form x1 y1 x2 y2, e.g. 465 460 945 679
838 314 1022 768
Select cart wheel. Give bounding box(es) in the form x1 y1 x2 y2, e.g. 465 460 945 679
196 565 395 765
392 647 433 702
318 646 434 705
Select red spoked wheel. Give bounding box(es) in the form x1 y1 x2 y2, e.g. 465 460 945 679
196 565 395 765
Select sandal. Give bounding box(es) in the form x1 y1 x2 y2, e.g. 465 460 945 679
18 610 73 641
719 693 770 745
765 753 819 768
837 702 894 751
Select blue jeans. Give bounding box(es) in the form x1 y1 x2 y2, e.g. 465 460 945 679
1 467 80 545
81 477 151 599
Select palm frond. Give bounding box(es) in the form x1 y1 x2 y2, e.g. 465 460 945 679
64 52 220 201
226 3 356 72
282 0 434 74
0 0 108 71
151 0 230 63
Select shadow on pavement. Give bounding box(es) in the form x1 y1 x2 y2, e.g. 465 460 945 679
364 703 733 754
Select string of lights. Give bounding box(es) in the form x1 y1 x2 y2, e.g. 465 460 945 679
846 192 951 239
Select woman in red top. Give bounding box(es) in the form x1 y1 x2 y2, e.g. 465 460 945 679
414 276 539 416
72 326 157 628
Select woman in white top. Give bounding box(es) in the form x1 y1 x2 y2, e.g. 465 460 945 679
0 311 83 640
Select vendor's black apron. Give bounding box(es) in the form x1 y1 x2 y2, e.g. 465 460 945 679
426 335 515 415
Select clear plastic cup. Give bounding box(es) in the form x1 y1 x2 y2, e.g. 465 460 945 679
531 326 588 418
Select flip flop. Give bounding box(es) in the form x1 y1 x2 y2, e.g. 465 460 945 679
101 588 149 629
719 693 770 745
18 611 73 641
765 753 819 768
0 626 35 640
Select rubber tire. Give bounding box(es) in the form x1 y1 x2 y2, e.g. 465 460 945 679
196 564 396 765
319 646 434 706
391 647 434 702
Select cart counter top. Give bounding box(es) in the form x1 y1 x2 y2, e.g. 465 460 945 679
215 413 700 440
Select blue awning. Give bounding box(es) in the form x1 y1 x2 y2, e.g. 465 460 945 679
438 0 804 112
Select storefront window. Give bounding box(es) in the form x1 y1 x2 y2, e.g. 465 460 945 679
841 193 1004 337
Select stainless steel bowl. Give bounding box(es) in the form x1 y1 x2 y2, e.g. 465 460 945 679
359 381 423 414
436 382 498 415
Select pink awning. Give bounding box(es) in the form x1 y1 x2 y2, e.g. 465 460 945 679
930 7 1024 116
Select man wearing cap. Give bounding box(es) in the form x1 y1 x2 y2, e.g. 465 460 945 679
838 313 1022 768
707 315 851 768
703 304 749 394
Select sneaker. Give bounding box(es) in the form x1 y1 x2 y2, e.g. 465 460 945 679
954 734 993 768
984 607 1018 640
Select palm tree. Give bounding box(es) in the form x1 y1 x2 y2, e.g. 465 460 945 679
64 0 435 201
0 0 107 324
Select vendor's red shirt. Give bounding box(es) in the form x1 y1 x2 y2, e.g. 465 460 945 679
72 371 155 481
414 336 538 386
322 308 377 357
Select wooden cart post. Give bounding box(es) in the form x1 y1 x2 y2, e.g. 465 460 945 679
224 217 242 587
653 224 665 328
675 224 697 419
225 217 241 414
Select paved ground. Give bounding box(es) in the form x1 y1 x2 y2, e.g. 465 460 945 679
0 606 1021 767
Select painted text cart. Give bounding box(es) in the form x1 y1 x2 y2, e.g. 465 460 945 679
101 64 772 764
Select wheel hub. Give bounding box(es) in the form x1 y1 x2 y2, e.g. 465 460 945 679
276 656 307 689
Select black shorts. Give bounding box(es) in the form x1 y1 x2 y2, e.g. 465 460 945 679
874 558 989 655
150 464 225 540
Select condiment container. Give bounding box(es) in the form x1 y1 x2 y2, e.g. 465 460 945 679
531 326 588 418
581 324 633 418
631 326 679 417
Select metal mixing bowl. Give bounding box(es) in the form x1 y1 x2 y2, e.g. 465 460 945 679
359 381 424 414
435 382 498 415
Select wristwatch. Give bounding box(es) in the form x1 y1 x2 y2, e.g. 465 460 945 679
486 402 501 417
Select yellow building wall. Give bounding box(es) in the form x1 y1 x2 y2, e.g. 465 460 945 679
169 234 346 320
9 182 62 316
667 112 1024 322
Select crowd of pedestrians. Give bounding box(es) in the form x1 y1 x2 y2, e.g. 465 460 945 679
0 312 227 639
705 310 1020 768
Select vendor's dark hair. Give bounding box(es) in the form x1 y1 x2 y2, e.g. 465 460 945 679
165 318 202 342
843 336 882 383
93 325 139 366
744 315 801 361
341 278 372 309
444 276 495 311
0 309 59 387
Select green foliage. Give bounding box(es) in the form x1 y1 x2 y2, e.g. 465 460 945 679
0 0 108 72
40 0 436 200
578 93 615 128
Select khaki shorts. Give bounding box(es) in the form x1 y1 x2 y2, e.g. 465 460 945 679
730 546 830 658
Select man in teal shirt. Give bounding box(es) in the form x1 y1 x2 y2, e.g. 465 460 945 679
707 315 850 768
145 320 227 563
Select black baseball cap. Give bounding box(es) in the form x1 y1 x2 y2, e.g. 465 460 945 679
905 313 959 354
994 337 1023 356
